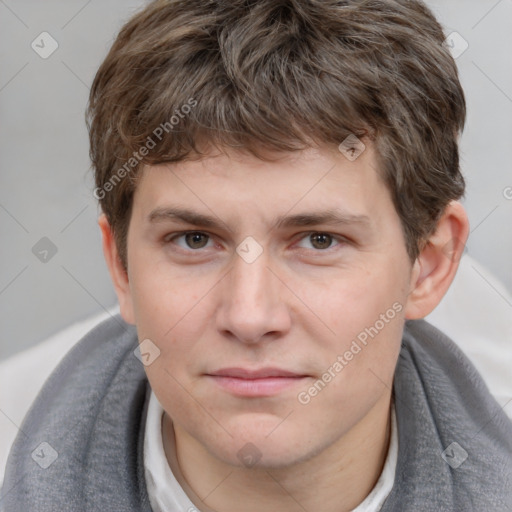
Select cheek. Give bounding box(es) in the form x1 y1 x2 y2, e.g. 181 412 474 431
295 302 404 430
301 261 406 344
129 255 211 335
302 258 407 397
129 259 220 369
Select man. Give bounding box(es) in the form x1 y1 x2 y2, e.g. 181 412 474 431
2 0 512 510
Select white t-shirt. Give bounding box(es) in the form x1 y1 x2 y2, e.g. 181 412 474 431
144 391 398 512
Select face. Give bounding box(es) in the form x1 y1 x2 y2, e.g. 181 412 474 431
122 143 414 468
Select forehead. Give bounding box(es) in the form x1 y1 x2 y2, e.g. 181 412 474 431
131 141 394 230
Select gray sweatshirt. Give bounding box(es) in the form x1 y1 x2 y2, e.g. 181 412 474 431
1 316 511 511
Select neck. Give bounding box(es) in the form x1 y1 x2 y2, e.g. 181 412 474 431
163 392 393 512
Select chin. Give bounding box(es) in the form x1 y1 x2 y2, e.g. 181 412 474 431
205 424 321 470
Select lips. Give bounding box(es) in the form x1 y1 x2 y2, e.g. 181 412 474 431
205 367 309 397
209 367 305 379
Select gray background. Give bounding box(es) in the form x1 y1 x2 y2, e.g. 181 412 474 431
0 0 511 360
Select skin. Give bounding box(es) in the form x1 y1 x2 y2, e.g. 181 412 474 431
100 141 469 512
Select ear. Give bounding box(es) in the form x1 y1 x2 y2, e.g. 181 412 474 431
98 214 135 325
404 201 469 319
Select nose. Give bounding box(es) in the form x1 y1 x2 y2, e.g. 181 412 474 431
216 249 291 345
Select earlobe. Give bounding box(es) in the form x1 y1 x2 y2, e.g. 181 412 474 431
404 201 469 319
98 214 136 325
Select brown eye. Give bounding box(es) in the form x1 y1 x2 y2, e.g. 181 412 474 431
309 233 333 250
184 232 210 249
165 231 214 250
295 232 348 252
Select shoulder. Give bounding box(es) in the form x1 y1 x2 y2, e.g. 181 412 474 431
398 318 512 440
400 319 490 389
386 319 512 510
1 315 151 511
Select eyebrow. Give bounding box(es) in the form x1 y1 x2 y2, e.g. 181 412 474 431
148 207 371 231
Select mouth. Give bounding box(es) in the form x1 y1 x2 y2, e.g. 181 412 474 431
205 367 310 397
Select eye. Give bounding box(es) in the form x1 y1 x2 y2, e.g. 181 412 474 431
296 232 344 251
165 231 214 250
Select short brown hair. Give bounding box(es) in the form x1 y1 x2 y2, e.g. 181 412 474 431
87 0 466 269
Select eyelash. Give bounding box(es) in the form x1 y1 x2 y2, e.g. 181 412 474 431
163 231 348 253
